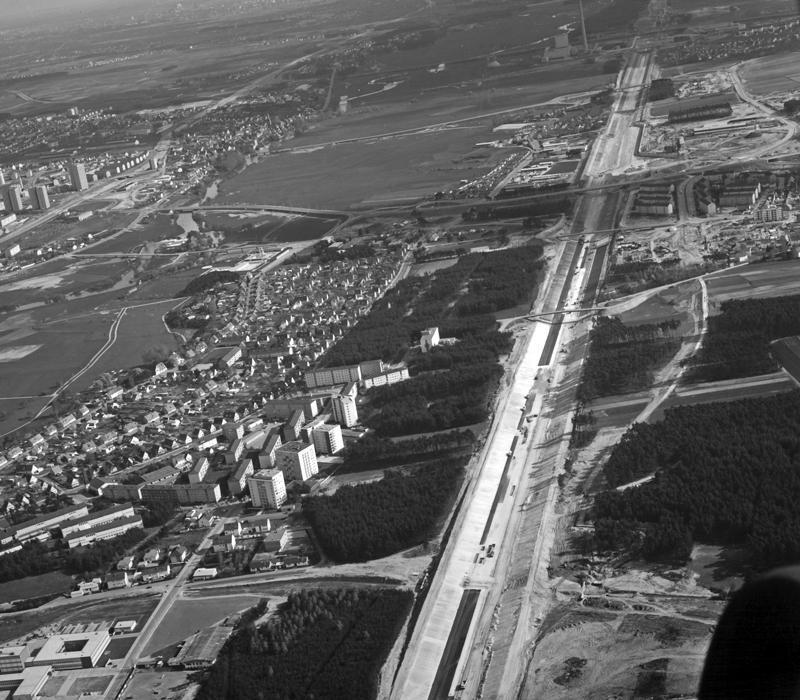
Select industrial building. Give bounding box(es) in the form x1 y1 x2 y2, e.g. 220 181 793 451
170 626 234 669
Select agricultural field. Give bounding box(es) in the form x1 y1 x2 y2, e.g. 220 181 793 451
208 212 342 244
222 133 521 210
741 51 800 96
706 260 800 307
14 211 138 250
0 295 183 434
142 595 263 656
669 0 796 26
70 298 185 392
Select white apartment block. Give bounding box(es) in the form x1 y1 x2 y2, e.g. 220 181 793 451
312 423 344 455
332 394 358 427
249 469 287 509
274 441 318 481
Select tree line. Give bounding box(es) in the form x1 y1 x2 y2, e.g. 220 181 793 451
594 391 800 568
577 317 682 402
684 293 800 382
180 270 239 297
305 458 464 562
197 588 413 700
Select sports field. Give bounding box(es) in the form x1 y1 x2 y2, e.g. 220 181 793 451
143 595 261 655
741 52 800 96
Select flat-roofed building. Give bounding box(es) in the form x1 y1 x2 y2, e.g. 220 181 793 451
64 514 143 548
0 646 29 673
361 365 410 390
1 504 89 544
332 394 358 427
248 469 286 509
311 423 343 455
274 441 318 482
305 364 361 389
0 666 50 700
420 327 440 353
26 631 110 670
171 626 234 669
59 503 134 538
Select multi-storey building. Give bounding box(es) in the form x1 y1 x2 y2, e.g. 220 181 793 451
249 468 287 509
332 394 358 427
68 161 89 191
228 458 255 496
311 423 344 455
274 441 318 481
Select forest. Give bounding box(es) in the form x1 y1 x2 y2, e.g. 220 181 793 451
594 391 800 567
0 528 146 584
305 458 464 562
321 245 545 436
197 588 413 700
684 293 800 382
577 317 682 402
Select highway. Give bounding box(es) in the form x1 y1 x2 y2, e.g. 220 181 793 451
390 47 649 700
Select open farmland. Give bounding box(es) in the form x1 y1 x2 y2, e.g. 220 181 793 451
705 260 800 308
0 256 130 309
211 212 343 244
15 211 138 250
0 297 183 434
741 52 800 95
222 133 521 209
69 298 185 391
